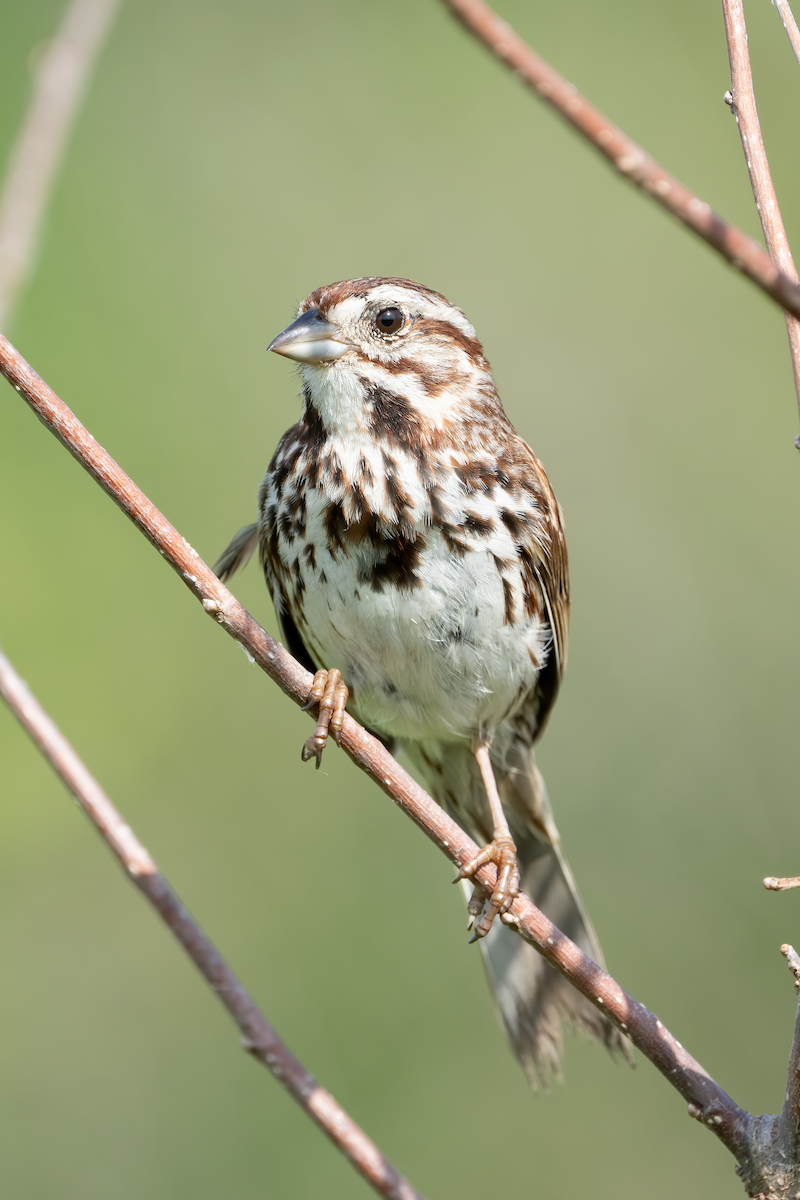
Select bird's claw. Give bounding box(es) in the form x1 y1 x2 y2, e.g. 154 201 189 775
454 835 520 940
301 668 349 768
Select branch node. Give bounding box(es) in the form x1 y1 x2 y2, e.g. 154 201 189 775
201 593 237 628
724 88 734 107
781 944 800 992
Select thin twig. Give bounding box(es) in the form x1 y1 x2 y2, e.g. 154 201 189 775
0 333 759 1173
773 0 800 68
722 0 800 422
439 0 800 326
0 0 122 328
765 875 800 891
0 646 425 1200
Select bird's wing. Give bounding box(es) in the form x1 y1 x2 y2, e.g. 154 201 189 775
214 520 319 676
512 440 570 739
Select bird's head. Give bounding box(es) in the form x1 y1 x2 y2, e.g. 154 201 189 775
266 277 496 437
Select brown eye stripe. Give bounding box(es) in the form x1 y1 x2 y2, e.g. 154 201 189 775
410 319 485 365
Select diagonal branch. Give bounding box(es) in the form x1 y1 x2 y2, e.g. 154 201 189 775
722 0 800 421
0 331 760 1174
439 0 800 329
0 0 123 329
0 645 426 1200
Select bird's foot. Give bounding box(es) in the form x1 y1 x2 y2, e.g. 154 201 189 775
455 835 520 941
301 668 349 768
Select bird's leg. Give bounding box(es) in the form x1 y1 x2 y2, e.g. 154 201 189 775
301 668 349 769
455 744 520 940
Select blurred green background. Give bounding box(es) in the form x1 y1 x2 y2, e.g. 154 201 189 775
1 1 799 1196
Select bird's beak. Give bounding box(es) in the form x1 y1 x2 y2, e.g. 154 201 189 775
267 307 349 364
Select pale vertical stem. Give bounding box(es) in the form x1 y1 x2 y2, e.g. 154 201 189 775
781 998 800 1153
777 947 800 1158
722 0 800 423
0 0 123 327
772 0 800 68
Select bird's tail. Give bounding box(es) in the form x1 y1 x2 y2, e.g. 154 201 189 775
213 522 259 582
475 824 632 1087
406 737 634 1087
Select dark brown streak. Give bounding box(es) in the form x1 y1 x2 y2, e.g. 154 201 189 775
501 577 516 626
358 454 374 487
348 477 367 523
454 460 498 495
500 507 526 541
269 437 303 496
300 398 328 489
382 450 415 527
365 383 422 452
329 450 344 489
516 543 545 621
321 500 432 583
363 534 426 593
322 501 347 557
463 511 494 536
492 553 513 573
440 525 470 556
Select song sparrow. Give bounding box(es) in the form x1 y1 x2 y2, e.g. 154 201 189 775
215 277 630 1084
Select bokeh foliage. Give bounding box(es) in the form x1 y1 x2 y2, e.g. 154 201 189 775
1 1 799 1196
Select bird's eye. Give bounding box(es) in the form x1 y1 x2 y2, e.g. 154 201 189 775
374 307 404 335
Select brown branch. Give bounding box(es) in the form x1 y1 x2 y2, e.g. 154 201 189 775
738 947 800 1194
0 0 123 328
439 0 800 329
0 645 426 1200
0 331 772 1181
722 0 800 422
773 0 800 69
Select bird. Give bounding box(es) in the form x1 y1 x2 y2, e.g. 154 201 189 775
214 276 632 1085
